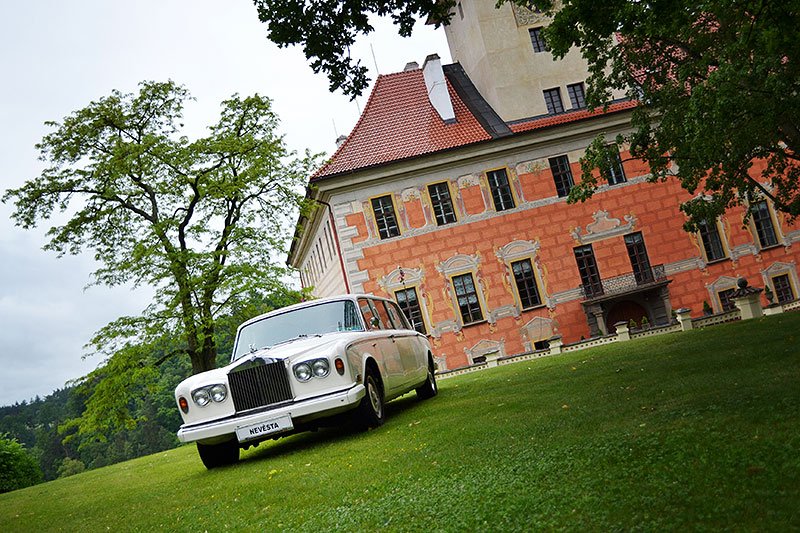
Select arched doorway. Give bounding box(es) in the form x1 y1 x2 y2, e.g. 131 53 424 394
606 300 649 332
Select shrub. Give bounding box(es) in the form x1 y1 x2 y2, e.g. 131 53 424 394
0 434 42 493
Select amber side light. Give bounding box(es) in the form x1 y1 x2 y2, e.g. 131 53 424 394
178 397 189 414
335 358 345 375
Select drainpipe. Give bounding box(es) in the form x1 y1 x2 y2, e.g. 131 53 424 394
314 199 351 294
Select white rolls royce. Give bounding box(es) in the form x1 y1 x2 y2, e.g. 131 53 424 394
174 294 438 468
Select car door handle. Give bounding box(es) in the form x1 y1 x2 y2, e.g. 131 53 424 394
389 334 396 343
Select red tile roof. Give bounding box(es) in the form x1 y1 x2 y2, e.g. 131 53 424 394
312 69 492 180
311 67 637 181
508 100 637 133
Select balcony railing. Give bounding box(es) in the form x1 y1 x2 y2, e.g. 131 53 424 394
580 264 667 299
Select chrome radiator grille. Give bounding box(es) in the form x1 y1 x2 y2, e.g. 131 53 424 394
228 361 293 413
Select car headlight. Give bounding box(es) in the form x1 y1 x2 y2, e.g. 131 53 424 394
312 358 330 378
293 358 330 382
192 388 211 407
191 384 228 407
293 362 312 382
209 384 227 403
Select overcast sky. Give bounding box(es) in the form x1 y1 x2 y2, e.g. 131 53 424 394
0 0 450 406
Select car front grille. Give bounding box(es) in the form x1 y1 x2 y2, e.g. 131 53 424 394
228 360 293 413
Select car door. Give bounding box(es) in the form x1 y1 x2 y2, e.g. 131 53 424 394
357 298 403 396
377 299 427 389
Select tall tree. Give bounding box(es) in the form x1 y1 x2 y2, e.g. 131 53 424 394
3 81 317 374
535 0 800 228
252 0 800 226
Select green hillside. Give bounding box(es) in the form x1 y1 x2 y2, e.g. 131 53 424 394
2 313 799 531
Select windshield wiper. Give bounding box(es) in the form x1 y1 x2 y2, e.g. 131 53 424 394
269 333 322 348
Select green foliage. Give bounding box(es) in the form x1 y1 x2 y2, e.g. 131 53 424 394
531 0 800 226
3 81 320 375
253 0 456 98
1 313 799 529
0 434 42 493
56 458 86 478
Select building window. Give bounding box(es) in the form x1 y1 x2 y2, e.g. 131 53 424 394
752 200 778 248
772 274 795 303
529 27 548 53
574 245 603 298
371 195 400 239
605 147 627 185
511 259 542 309
624 232 654 284
486 168 516 211
567 82 586 109
549 155 574 198
428 182 457 226
718 288 736 312
698 219 726 262
452 273 484 324
395 287 427 334
543 87 564 114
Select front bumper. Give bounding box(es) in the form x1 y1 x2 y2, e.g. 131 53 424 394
177 384 366 444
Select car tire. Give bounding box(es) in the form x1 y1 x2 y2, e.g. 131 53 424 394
197 439 240 469
355 366 385 428
415 357 438 400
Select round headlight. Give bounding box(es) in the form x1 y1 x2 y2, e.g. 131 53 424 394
209 384 227 403
294 362 312 382
312 358 330 378
192 388 211 407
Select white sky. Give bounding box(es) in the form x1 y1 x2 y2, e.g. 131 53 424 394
0 0 450 406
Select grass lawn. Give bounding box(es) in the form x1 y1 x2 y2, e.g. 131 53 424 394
1 313 799 531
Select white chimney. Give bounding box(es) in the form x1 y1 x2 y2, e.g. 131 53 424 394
422 54 456 124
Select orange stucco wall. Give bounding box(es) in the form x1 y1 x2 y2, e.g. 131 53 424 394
330 151 800 371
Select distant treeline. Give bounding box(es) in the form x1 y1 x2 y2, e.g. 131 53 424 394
0 288 304 483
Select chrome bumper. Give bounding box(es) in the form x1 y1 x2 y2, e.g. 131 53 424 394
177 384 366 444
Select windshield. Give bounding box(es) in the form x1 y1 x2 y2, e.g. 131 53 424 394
232 300 363 361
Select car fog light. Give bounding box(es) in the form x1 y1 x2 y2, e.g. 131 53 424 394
294 362 312 382
210 384 227 403
192 388 211 407
312 358 330 378
178 396 189 414
334 358 345 375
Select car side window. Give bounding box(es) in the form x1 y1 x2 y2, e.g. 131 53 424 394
358 298 381 330
372 300 394 330
384 301 409 330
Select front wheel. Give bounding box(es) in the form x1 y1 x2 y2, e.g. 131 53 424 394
415 357 438 400
197 439 240 469
354 367 385 428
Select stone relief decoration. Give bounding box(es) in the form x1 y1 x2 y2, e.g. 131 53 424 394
515 159 548 176
489 305 520 323
513 170 525 205
571 210 638 245
378 265 424 291
464 338 506 365
706 275 739 313
511 2 550 27
437 253 481 276
436 253 490 331
494 239 552 309
761 261 799 296
360 199 378 241
400 187 421 202
377 265 433 333
729 243 759 261
434 355 448 372
457 172 482 189
520 316 555 352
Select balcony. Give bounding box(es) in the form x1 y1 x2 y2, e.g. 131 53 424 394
580 264 667 300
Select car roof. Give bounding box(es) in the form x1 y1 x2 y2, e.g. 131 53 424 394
236 294 389 329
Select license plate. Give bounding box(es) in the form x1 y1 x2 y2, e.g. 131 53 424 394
236 415 293 442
